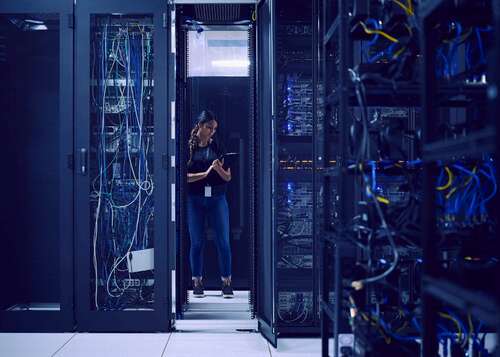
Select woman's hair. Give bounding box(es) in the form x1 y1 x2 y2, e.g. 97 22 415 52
188 110 217 165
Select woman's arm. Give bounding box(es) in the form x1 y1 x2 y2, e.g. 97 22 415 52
213 160 232 182
187 171 208 183
187 159 220 183
187 164 214 183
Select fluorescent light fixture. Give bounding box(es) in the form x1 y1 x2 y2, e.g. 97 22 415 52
175 0 257 3
30 24 48 30
24 19 44 24
188 30 249 77
16 18 48 30
211 59 250 68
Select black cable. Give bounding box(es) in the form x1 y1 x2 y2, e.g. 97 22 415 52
348 69 400 289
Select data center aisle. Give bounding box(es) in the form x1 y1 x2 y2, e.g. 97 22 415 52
0 333 329 357
0 292 330 356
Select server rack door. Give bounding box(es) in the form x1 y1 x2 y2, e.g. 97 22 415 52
0 0 74 332
174 25 188 318
167 4 177 329
273 0 316 335
255 0 278 347
74 0 172 332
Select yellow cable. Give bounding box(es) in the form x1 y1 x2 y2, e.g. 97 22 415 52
392 0 413 15
445 186 458 200
462 166 477 187
359 21 399 43
376 196 390 205
252 10 256 22
408 0 413 14
437 166 454 191
361 312 392 344
395 320 409 333
468 313 474 349
393 46 407 59
439 312 463 344
404 23 413 37
352 296 392 345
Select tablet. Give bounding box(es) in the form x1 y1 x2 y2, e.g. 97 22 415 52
219 152 239 161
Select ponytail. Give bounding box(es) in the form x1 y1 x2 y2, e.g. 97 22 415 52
188 110 217 165
188 124 200 165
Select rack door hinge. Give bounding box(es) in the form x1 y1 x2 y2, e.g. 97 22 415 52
162 154 169 170
68 14 74 29
162 13 168 28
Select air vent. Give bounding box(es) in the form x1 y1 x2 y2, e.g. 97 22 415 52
194 4 241 22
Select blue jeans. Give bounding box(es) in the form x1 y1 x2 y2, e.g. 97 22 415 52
187 194 231 279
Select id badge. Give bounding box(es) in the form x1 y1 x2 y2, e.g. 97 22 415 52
204 186 212 197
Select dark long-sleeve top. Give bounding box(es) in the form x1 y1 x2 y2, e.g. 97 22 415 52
187 140 228 196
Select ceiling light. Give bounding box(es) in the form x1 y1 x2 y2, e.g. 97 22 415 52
211 59 250 68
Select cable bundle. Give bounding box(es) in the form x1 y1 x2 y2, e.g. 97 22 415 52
436 161 497 230
277 292 312 324
435 21 493 81
90 17 155 311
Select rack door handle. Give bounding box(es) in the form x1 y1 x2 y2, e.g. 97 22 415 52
79 148 88 175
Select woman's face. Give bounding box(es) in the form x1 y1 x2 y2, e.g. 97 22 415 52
197 120 218 141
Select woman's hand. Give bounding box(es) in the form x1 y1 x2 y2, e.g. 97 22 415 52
212 159 223 170
188 161 216 183
211 159 221 169
212 159 231 182
205 160 218 176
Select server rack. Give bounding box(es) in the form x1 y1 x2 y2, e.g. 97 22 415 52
0 0 74 332
255 0 323 342
74 0 174 332
319 1 499 356
319 1 422 356
272 0 320 336
419 0 500 355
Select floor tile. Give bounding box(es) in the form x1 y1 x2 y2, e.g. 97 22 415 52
183 311 252 320
270 338 334 356
53 333 170 357
175 319 257 332
0 333 75 357
163 332 270 357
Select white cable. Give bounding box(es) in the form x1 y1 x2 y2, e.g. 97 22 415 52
127 30 151 192
99 23 154 306
93 23 110 310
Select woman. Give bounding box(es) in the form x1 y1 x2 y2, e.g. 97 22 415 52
187 110 234 298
